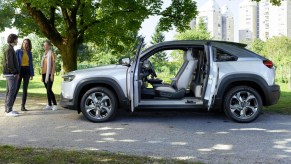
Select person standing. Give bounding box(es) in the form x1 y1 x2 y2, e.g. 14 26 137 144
2 34 20 116
41 40 58 110
14 39 34 111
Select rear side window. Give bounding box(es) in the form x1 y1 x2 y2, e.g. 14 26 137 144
213 47 237 62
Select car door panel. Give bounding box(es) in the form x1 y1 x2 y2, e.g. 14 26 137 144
130 40 144 112
203 43 218 110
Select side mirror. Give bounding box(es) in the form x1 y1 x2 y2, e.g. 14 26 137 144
119 57 130 66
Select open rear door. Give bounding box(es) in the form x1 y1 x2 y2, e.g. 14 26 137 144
129 39 144 112
203 42 218 110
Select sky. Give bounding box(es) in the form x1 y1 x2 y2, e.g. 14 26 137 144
0 27 18 47
139 0 243 44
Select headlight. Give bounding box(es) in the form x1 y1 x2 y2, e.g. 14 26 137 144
63 75 75 82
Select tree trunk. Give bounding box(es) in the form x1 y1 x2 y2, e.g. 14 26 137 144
59 40 78 73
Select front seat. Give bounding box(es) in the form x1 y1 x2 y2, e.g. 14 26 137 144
155 49 198 99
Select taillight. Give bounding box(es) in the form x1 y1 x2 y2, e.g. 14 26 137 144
263 60 273 68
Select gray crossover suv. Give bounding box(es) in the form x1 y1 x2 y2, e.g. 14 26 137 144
60 40 280 123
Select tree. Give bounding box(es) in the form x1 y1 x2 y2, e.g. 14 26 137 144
248 38 265 54
175 17 212 41
252 0 282 5
150 25 165 45
0 0 197 73
26 34 47 75
173 17 212 65
0 0 14 32
150 25 167 72
0 45 5 74
77 43 94 64
260 36 291 83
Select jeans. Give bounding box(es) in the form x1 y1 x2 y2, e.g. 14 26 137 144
42 74 57 106
5 76 18 113
14 66 30 107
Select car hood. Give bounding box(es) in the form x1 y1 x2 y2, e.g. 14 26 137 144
68 64 128 76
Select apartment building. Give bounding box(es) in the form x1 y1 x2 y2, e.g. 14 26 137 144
198 0 222 40
238 0 258 42
191 0 234 41
240 0 291 41
221 5 234 41
268 0 291 39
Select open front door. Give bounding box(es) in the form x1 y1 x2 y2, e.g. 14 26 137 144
129 39 144 112
203 42 219 110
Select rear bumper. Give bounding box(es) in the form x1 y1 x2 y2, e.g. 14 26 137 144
264 84 280 106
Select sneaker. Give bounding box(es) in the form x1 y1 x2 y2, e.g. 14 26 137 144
43 105 52 110
52 105 58 111
11 111 20 114
6 111 20 117
21 106 29 111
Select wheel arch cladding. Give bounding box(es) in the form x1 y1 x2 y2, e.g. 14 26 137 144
74 78 128 112
217 74 268 106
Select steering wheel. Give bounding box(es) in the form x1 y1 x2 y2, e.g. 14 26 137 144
148 60 157 78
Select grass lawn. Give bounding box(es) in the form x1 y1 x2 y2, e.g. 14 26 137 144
263 82 291 114
0 145 200 164
0 75 62 97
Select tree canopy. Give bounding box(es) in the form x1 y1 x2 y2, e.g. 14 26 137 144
252 0 282 5
175 17 212 40
0 1 14 32
248 38 265 54
247 36 291 83
260 36 291 83
150 25 167 72
0 0 197 73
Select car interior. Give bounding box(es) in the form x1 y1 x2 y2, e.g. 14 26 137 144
139 46 208 101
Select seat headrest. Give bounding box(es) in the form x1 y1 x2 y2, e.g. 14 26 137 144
192 49 200 59
186 50 194 61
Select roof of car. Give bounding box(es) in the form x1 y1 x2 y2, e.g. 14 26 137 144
141 40 263 59
142 40 247 55
156 40 247 48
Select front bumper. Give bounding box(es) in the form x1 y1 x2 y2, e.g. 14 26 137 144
59 93 76 109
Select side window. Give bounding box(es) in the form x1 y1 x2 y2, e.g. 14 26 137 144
214 48 237 61
146 49 184 83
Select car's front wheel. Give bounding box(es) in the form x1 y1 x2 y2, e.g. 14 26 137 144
223 86 262 123
80 87 117 122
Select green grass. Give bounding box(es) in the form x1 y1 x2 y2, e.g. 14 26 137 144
0 145 200 164
0 75 62 97
1 75 291 114
263 82 291 114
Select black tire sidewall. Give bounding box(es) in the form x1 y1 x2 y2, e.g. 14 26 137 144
80 87 117 123
223 86 262 123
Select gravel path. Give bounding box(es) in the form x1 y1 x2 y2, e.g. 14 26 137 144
1 96 291 163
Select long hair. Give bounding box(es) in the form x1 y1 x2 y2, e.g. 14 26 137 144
21 39 32 51
44 40 53 50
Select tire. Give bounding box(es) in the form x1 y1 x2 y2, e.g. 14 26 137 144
80 87 117 123
223 86 262 123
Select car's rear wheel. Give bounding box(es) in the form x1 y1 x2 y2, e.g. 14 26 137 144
223 86 262 123
80 87 117 122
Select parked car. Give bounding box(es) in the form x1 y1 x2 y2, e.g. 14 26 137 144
60 40 280 123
